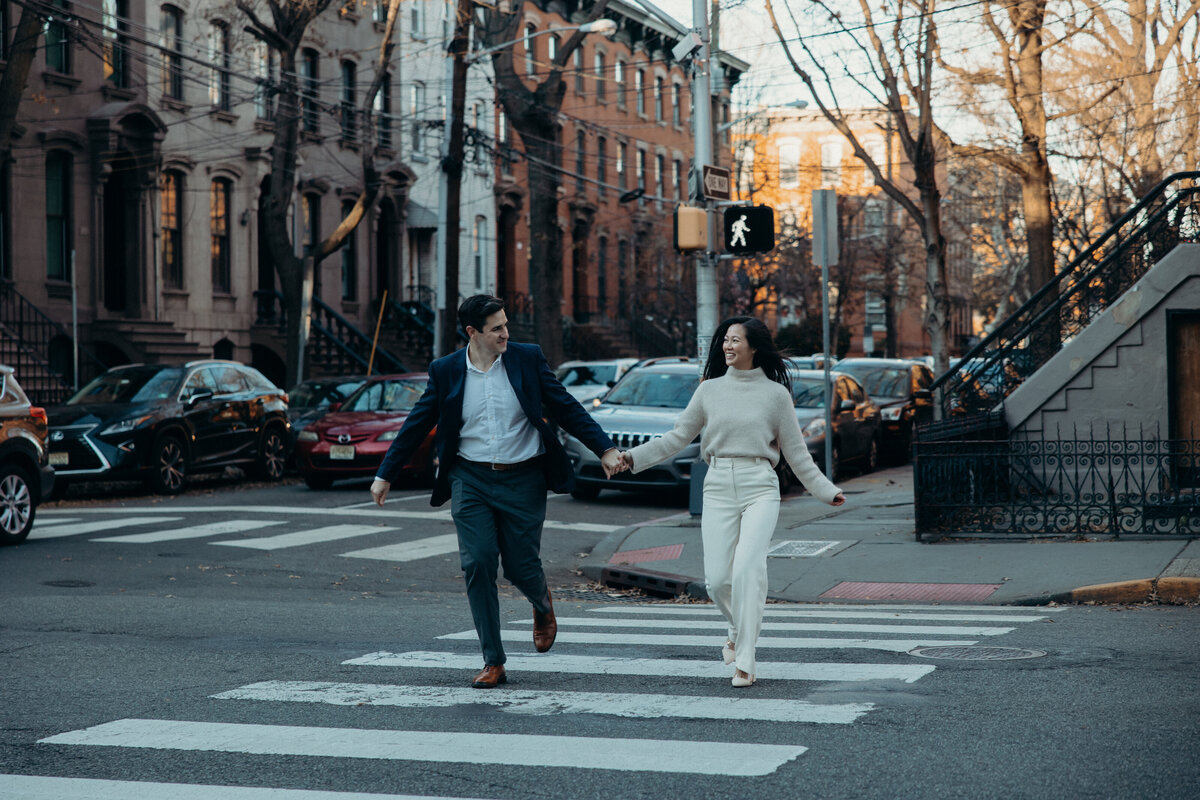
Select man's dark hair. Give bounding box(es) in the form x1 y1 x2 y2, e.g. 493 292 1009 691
458 294 505 335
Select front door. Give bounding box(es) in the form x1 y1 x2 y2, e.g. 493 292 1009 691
1169 312 1200 488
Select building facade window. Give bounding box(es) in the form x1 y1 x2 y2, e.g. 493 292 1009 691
209 23 231 111
547 34 558 63
373 0 388 23
594 52 606 100
160 6 183 100
254 40 276 120
672 83 681 126
470 100 484 161
672 158 682 200
161 171 184 289
617 141 627 190
654 77 664 122
655 153 664 200
45 0 72 74
301 49 320 133
575 130 585 192
863 138 885 184
210 179 232 293
341 200 357 300
409 81 425 153
341 61 357 144
376 73 392 149
45 152 71 281
473 215 487 288
103 0 130 88
617 239 628 317
635 69 645 115
636 148 646 189
778 140 800 189
524 23 536 77
596 236 607 313
821 141 842 186
596 136 607 188
574 49 584 93
615 60 625 107
410 0 424 37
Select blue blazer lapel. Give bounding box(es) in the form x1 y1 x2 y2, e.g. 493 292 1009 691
503 349 525 400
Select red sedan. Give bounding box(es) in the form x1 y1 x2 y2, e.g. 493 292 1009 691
293 373 434 490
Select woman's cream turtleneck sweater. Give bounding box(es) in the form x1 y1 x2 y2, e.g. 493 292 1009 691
626 366 841 503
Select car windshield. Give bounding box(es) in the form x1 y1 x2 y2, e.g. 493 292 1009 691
67 367 184 405
791 377 828 408
290 379 362 409
556 364 617 386
837 365 910 399
603 371 698 408
343 379 426 412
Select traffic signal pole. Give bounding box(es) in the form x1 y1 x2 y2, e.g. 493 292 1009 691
691 0 716 365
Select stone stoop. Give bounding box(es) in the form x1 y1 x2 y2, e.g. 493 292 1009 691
90 319 207 364
571 323 640 360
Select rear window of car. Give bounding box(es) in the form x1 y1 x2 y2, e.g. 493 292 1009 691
290 380 360 409
791 377 827 408
68 367 184 404
556 364 617 386
603 370 698 408
239 367 278 392
343 379 427 412
837 365 911 399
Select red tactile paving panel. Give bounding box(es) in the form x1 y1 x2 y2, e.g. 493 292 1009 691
819 581 1003 602
608 544 685 564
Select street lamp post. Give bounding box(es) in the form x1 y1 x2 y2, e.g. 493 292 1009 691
433 16 617 356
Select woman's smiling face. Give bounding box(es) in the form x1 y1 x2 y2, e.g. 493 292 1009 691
723 324 756 371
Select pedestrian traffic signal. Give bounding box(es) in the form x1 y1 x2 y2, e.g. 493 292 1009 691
674 205 709 251
723 205 775 254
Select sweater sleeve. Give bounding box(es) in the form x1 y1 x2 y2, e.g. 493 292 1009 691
776 390 842 504
627 384 707 472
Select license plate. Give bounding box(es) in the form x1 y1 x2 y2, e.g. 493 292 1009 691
329 444 355 460
50 452 69 466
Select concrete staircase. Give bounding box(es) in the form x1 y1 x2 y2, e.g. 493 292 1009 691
90 319 207 363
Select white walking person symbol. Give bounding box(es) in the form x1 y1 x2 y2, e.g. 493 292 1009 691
730 214 749 247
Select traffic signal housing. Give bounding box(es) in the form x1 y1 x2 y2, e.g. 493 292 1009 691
674 205 708 251
723 205 775 255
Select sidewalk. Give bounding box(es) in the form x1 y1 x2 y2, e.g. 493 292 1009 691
579 465 1200 605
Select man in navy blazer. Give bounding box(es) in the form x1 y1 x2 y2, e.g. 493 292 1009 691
371 295 624 688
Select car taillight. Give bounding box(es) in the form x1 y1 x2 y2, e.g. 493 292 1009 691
30 406 48 424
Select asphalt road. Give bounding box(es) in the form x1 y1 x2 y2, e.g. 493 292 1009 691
2 476 1198 799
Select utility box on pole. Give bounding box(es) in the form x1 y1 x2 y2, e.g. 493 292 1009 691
674 205 709 251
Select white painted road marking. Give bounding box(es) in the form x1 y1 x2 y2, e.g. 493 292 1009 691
437 628 978 653
39 719 807 776
31 517 79 526
0 774 493 800
210 524 399 550
512 616 1014 637
595 605 1060 619
213 680 876 724
341 534 459 562
27 517 184 540
344 651 936 683
92 519 287 544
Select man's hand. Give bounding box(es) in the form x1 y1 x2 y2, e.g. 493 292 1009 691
370 479 391 506
600 449 625 479
831 493 846 506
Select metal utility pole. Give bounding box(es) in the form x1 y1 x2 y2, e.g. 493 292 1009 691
691 0 716 364
813 188 838 479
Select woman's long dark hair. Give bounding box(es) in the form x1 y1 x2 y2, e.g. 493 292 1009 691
702 316 792 390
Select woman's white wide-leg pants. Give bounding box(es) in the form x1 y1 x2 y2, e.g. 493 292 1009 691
701 456 781 676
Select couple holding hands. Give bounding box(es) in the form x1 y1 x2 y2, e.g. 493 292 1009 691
371 295 843 690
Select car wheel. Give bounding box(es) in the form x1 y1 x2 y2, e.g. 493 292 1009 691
304 474 334 491
0 463 35 546
149 435 187 494
571 484 601 500
252 426 288 481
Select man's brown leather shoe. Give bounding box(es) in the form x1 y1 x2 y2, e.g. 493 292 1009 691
533 590 557 653
471 665 506 689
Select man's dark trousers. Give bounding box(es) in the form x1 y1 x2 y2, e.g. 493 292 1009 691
450 459 551 667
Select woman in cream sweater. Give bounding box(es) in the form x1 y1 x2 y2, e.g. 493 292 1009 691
619 317 844 687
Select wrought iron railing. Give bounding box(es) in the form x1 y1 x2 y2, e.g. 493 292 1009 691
0 282 107 405
380 296 434 367
253 290 407 375
930 171 1200 418
914 431 1200 538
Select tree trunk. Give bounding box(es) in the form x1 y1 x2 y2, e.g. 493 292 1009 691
523 131 566 366
439 0 472 356
0 5 45 165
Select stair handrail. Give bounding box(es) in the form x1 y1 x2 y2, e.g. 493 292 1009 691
311 296 407 374
0 282 108 403
929 170 1200 417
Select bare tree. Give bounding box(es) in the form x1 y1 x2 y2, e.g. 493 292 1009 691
0 2 54 168
236 0 401 387
765 0 954 381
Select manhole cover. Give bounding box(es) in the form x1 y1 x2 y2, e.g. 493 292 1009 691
767 540 839 558
909 645 1047 661
42 580 95 588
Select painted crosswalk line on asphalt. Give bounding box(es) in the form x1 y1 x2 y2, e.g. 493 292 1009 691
210 524 400 550
509 616 1015 636
92 519 287 544
28 517 184 540
39 719 806 777
0 775 495 800
437 628 979 652
595 606 1056 622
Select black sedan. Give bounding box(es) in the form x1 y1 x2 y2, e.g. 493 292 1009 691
48 360 290 494
833 358 933 463
789 369 882 480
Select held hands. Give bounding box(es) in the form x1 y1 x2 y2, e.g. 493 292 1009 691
600 449 631 479
370 479 391 507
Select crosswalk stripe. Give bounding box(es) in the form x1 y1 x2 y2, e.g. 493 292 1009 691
510 616 1014 636
542 521 623 532
210 524 399 550
92 519 287 544
438 628 978 653
344 651 936 683
593 606 1051 622
27 517 184 540
39 719 807 776
31 517 80 526
0 774 493 800
212 680 876 724
341 534 459 563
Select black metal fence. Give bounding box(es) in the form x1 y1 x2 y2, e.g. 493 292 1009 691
914 428 1200 539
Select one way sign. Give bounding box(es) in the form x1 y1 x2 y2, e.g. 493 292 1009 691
701 165 731 201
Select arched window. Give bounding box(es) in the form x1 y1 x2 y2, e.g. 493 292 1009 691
160 6 183 100
45 151 72 281
524 24 537 77
210 178 233 293
547 34 559 64
161 170 184 289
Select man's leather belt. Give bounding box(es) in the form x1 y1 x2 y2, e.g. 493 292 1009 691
459 456 543 471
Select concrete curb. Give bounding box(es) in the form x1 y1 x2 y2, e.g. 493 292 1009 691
1050 576 1200 605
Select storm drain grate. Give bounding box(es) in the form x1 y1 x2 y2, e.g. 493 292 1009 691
767 540 840 558
42 580 95 588
909 646 1047 661
553 588 671 603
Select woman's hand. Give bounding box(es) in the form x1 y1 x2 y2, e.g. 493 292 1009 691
831 493 845 506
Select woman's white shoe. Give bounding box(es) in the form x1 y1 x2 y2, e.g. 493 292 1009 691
732 670 755 688
722 641 736 665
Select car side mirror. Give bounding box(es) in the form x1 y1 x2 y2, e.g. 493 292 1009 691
839 399 856 411
186 390 214 407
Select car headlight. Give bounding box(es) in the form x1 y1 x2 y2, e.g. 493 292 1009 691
297 430 319 442
881 405 904 421
376 430 399 442
801 418 825 438
100 414 153 436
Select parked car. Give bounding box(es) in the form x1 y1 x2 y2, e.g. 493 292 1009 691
832 358 933 462
0 366 54 545
293 373 434 490
787 369 882 479
287 375 368 450
554 358 640 405
47 360 290 495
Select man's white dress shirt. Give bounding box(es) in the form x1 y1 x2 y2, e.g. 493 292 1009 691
457 345 543 465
